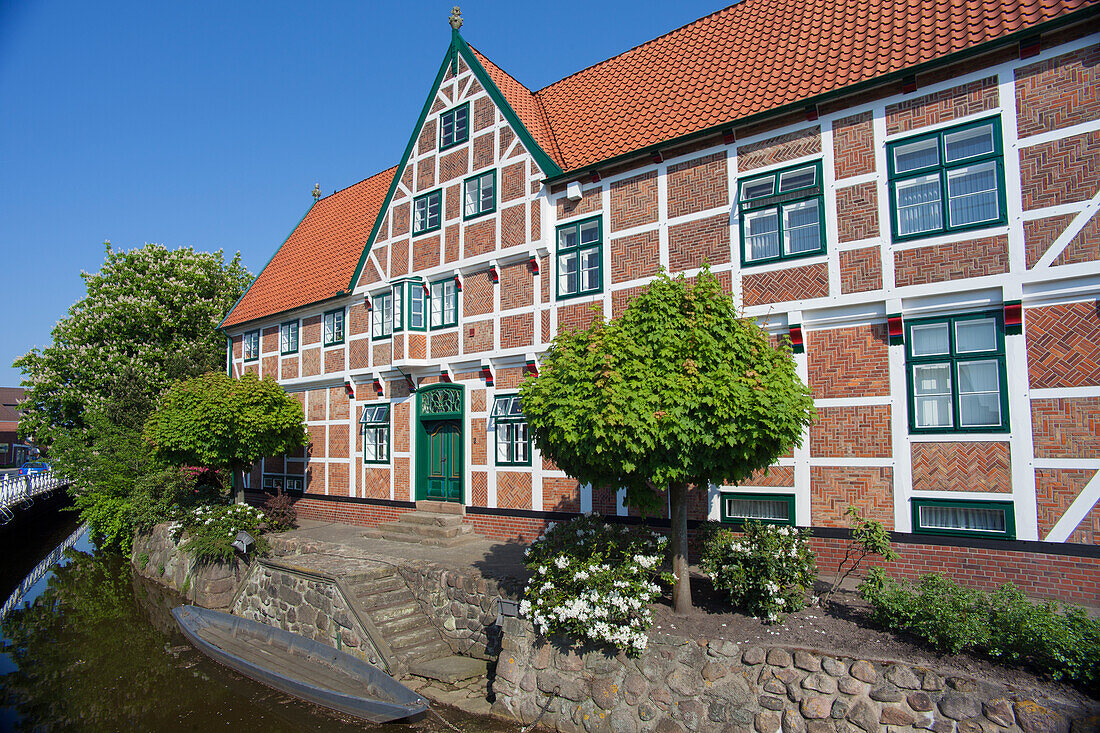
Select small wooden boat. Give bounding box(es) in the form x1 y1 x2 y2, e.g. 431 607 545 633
172 605 428 723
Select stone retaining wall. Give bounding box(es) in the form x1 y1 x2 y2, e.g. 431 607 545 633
131 524 243 609
492 618 1097 733
231 561 386 668
399 564 522 661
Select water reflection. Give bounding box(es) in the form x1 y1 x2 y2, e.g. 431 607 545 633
1 528 515 731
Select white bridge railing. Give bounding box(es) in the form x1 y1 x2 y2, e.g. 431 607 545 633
0 470 68 523
1 523 88 622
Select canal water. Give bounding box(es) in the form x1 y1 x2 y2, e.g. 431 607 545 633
0 513 518 732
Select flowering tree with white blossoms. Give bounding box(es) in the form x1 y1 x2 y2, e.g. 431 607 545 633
520 514 673 656
700 521 816 623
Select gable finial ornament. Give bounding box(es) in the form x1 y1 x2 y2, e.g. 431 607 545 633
449 6 462 30
312 183 321 202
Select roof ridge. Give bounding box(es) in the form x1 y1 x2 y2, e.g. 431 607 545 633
326 165 399 200
533 1 745 94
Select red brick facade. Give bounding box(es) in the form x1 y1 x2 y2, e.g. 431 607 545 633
911 442 1012 493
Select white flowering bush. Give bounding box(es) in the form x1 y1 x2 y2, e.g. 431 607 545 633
519 514 672 656
700 521 816 623
170 503 268 564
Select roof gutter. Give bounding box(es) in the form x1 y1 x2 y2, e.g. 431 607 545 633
543 5 1100 185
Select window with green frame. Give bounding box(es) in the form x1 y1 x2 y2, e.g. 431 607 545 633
413 190 442 235
243 330 259 361
408 281 427 331
371 290 393 339
720 492 795 526
737 161 825 265
261 474 304 492
360 404 390 464
905 311 1008 433
430 277 457 329
911 498 1015 539
887 117 1006 240
391 282 405 333
463 170 496 220
279 320 299 354
491 394 530 465
323 308 345 346
439 103 469 150
556 216 602 298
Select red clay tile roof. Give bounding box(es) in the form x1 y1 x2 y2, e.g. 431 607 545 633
487 0 1099 171
222 167 396 329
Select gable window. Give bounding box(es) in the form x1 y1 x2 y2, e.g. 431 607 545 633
323 309 345 346
243 330 260 361
492 394 530 466
413 190 443 235
280 321 299 355
556 216 602 298
887 118 1005 240
737 161 824 264
440 103 469 150
409 281 427 331
360 403 391 464
905 311 1008 433
463 170 496 220
372 291 393 339
912 498 1014 539
430 278 458 329
720 492 796 526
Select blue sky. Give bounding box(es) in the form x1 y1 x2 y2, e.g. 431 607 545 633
0 0 727 386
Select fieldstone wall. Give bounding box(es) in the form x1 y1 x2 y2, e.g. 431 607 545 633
231 561 385 668
131 524 243 609
492 618 1097 733
399 564 522 661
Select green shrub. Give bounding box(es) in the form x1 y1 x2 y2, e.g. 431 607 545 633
819 505 898 608
171 503 268 564
859 569 1100 686
700 521 815 623
520 514 672 656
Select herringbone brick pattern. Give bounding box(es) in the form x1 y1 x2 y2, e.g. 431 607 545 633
541 256 551 302
1035 468 1097 542
499 126 515 157
471 418 486 464
464 218 496 258
372 342 390 366
807 324 890 399
470 388 485 413
1015 44 1100 137
1026 301 1100 388
390 239 409 277
736 465 795 488
328 386 349 420
307 388 327 421
1069 502 1100 546
430 331 459 359
1019 129 1100 210
743 262 828 306
400 164 413 191
418 118 436 155
463 319 494 354
501 161 525 203
301 315 322 345
349 304 369 336
610 230 660 284
262 356 277 378
836 182 879 242
393 457 409 499
810 405 892 457
472 471 487 507
1052 210 1100 267
413 234 440 272
496 366 526 390
667 153 728 219
327 425 349 462
557 186 601 220
472 132 494 171
885 77 998 135
557 300 603 333
530 201 541 242
840 247 882 293
500 204 525 248
439 147 469 185
281 357 298 380
737 125 821 171
811 466 894 529
611 285 647 318
498 472 532 510
501 260 534 310
911 442 1011 493
392 202 409 238
1024 214 1075 268
541 310 551 343
474 96 494 132
349 339 369 370
543 476 581 512
324 348 344 375
1032 397 1100 459
501 312 534 349
301 348 320 377
463 271 493 318
363 467 390 500
669 214 731 271
446 183 460 222
361 246 385 287
408 333 426 360
416 155 435 193
445 224 459 263
832 111 875 179
610 170 658 231
894 235 1008 287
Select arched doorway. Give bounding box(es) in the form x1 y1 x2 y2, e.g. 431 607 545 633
415 384 464 502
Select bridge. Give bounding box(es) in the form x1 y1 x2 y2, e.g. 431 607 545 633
0 469 68 524
0 522 87 622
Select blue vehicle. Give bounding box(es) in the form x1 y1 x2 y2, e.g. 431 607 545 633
18 461 50 476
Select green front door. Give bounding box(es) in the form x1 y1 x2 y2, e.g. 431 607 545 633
425 420 462 501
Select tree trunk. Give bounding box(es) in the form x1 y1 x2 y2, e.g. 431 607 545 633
232 465 245 504
669 482 692 614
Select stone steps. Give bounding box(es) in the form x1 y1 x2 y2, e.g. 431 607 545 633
361 509 482 548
